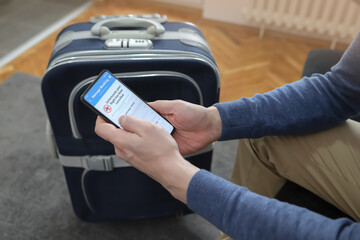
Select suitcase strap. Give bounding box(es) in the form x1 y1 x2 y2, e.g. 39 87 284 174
59 154 130 171
58 143 213 171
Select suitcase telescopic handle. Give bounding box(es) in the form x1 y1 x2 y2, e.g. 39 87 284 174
91 17 165 39
90 14 167 24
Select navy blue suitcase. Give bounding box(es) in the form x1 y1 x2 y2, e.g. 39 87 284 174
41 14 220 222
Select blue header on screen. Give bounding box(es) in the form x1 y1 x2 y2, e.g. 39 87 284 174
84 71 115 106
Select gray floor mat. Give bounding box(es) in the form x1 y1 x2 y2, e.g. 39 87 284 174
0 72 238 240
0 0 89 59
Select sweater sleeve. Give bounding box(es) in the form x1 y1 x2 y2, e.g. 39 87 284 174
214 32 360 140
187 170 360 240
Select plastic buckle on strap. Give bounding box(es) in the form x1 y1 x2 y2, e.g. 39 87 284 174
83 156 114 171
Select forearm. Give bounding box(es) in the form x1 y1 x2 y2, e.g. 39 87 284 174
187 170 360 240
215 32 360 140
156 107 220 202
158 153 200 203
215 75 352 140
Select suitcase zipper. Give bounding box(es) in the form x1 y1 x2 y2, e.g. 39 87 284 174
69 71 203 139
45 50 220 90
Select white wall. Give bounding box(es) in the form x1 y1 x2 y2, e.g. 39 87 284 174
155 0 204 9
202 0 250 25
154 0 357 46
154 0 249 25
201 0 357 45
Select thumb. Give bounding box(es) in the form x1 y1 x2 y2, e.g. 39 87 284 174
119 115 150 135
149 100 179 115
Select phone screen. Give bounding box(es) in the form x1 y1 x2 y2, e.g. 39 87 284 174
81 70 175 134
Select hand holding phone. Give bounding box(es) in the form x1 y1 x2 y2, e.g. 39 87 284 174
80 70 175 134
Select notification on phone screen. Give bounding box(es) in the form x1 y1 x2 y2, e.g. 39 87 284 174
82 71 174 134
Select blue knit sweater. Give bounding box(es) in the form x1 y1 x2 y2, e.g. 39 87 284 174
187 33 360 239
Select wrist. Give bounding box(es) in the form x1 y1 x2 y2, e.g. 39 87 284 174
160 154 200 203
207 106 222 141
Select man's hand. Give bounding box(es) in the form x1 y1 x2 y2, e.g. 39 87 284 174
95 115 199 203
149 100 222 156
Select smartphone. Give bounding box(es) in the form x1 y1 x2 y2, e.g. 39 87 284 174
80 70 175 135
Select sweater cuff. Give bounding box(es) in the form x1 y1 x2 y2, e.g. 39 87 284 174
187 170 239 228
213 101 253 140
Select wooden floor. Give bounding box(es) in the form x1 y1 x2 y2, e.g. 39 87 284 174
0 0 349 103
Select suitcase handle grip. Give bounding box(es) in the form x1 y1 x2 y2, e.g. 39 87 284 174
91 17 165 38
90 14 167 24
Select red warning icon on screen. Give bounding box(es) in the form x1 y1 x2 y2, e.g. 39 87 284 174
103 105 112 113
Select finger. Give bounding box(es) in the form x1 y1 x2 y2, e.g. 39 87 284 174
148 100 182 115
96 115 106 123
119 115 153 136
96 115 141 148
114 147 128 162
95 116 138 144
95 116 117 141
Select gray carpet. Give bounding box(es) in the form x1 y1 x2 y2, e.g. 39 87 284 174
0 72 238 240
0 0 89 59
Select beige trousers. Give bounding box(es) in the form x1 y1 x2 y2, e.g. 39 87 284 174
219 120 360 240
